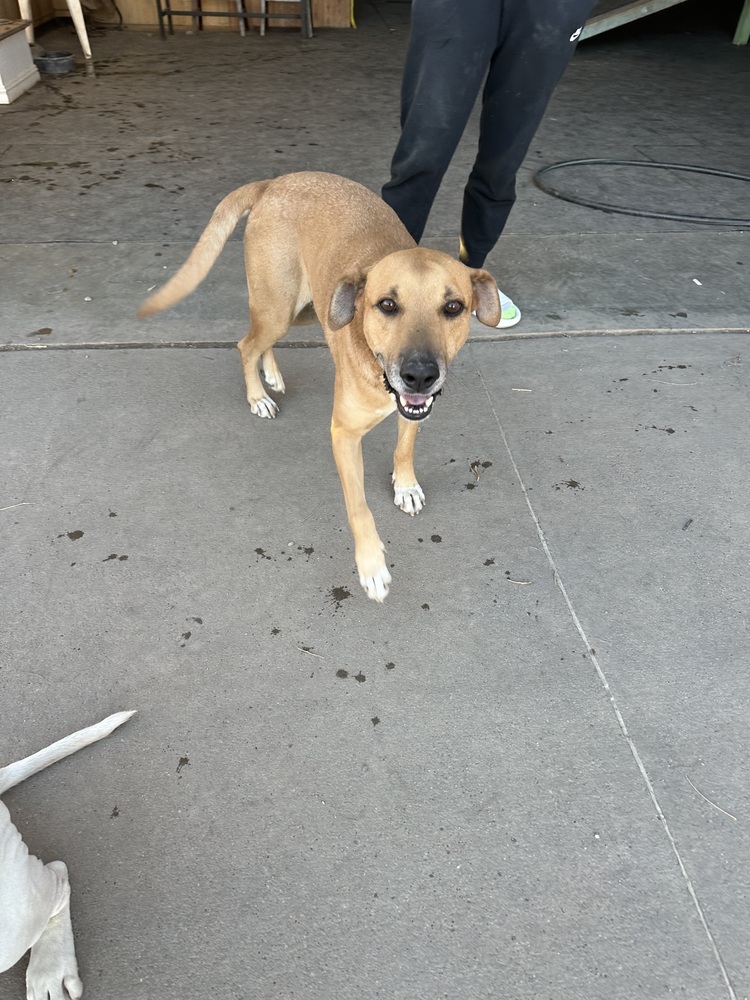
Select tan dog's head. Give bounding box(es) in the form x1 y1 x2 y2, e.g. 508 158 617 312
328 248 501 421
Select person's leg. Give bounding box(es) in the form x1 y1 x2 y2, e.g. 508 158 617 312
459 0 597 268
382 0 500 243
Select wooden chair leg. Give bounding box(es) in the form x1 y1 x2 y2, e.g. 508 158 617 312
65 0 94 65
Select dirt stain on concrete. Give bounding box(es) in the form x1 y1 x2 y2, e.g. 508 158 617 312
330 586 351 609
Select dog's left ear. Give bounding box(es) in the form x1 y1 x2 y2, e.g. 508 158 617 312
328 276 365 331
470 270 502 327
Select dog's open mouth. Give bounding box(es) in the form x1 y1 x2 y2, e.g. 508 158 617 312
383 372 440 421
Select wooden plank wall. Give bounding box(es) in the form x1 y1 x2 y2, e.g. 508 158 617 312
0 0 55 26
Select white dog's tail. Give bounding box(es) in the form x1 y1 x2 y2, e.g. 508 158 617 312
137 179 272 320
0 711 135 795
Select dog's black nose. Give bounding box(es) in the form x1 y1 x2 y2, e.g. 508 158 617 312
399 354 440 394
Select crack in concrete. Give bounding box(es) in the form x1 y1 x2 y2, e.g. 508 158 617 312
1 326 749 354
475 349 739 1000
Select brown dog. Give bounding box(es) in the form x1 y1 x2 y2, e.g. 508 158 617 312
138 172 501 601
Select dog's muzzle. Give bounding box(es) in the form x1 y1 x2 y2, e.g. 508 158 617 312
382 371 441 421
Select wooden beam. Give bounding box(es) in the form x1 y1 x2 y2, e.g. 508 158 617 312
580 0 689 40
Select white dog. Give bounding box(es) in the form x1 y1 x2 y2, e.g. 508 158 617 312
0 711 135 999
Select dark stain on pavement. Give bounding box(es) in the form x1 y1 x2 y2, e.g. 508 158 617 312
330 586 351 609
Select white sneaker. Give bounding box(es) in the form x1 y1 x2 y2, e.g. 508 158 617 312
496 288 521 328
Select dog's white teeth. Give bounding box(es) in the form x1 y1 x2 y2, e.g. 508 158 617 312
398 395 434 415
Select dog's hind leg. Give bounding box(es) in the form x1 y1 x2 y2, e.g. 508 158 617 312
258 299 319 397
260 348 286 396
238 256 306 418
392 416 425 515
238 311 292 419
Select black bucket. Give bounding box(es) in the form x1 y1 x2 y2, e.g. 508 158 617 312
34 51 76 75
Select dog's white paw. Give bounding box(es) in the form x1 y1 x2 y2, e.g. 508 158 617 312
250 395 279 419
393 482 425 516
26 886 83 1000
358 564 392 603
262 370 286 394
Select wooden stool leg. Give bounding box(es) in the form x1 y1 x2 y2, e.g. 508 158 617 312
18 0 35 44
65 0 94 69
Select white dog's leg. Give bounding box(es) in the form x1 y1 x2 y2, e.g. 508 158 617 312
26 862 83 1000
0 803 73 975
0 711 134 994
392 417 425 515
260 348 286 394
392 478 426 515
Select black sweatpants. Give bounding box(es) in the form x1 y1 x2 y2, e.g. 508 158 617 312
382 0 597 267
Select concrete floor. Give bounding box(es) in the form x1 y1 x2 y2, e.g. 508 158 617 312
1 2 749 998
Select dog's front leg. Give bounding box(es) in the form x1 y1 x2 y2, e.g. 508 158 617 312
25 864 82 1000
0 802 81 998
331 418 391 603
392 416 425 515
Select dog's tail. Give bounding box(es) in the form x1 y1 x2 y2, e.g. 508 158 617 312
0 710 135 795
137 180 272 319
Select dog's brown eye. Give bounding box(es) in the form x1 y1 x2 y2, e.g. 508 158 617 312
444 300 464 316
378 298 398 315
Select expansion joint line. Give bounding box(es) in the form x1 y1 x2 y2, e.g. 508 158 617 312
475 358 736 1000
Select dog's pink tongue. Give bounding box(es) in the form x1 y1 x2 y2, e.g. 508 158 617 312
400 393 431 406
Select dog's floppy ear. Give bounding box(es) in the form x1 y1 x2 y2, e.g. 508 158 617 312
470 269 502 328
328 275 365 331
